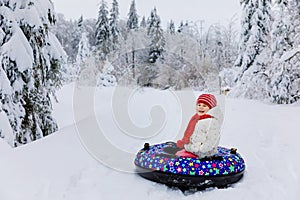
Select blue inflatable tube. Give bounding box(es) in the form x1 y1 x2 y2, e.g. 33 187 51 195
134 142 245 190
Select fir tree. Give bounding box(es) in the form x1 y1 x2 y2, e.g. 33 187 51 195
230 0 272 99
68 16 83 63
147 8 166 63
95 0 110 60
51 14 74 62
76 32 91 65
0 66 14 146
109 0 120 51
52 14 96 63
70 15 88 78
140 16 146 28
0 0 66 146
127 0 139 30
167 20 175 35
125 0 141 79
78 15 84 31
235 0 271 77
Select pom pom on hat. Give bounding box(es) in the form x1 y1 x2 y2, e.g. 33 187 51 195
196 94 217 109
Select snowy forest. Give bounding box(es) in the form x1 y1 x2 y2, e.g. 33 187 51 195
0 0 299 147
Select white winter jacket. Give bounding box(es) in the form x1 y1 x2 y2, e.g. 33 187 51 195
184 106 224 158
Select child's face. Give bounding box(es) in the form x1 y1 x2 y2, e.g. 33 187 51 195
196 103 210 115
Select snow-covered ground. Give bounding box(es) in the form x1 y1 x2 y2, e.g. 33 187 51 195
0 83 299 199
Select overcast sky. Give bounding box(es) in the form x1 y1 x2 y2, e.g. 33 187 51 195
51 0 241 31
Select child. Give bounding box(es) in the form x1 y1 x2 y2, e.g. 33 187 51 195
175 93 223 158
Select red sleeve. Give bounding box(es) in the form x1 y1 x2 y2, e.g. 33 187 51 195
176 132 193 148
176 140 185 148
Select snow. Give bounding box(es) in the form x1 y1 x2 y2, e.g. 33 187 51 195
14 0 55 27
0 67 11 95
0 19 33 74
279 46 300 62
15 3 43 28
47 32 68 61
0 109 14 146
0 83 299 199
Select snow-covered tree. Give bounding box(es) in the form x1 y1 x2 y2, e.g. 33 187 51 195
268 49 300 104
120 25 148 80
140 16 146 28
68 16 83 62
204 22 239 91
123 1 146 79
83 18 97 47
0 51 15 146
76 32 91 66
109 0 120 52
230 0 271 99
206 25 225 70
267 0 300 104
269 0 291 58
95 0 110 60
147 8 165 63
215 29 239 91
51 14 84 63
177 21 184 33
65 15 88 80
97 62 117 87
137 65 158 87
0 0 66 146
176 21 190 33
235 0 271 73
167 20 176 35
127 0 139 30
218 19 239 68
291 0 300 44
78 15 83 29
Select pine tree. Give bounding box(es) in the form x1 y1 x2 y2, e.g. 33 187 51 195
0 0 66 146
125 0 141 79
167 20 175 35
235 0 271 77
68 16 83 63
140 16 146 28
78 15 84 30
0 30 22 146
51 14 74 61
71 15 89 78
127 0 139 30
95 0 110 60
76 32 91 65
270 0 291 59
147 8 166 63
52 14 96 62
109 0 120 51
230 0 272 99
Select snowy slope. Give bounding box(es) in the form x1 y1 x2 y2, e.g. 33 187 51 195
0 83 299 200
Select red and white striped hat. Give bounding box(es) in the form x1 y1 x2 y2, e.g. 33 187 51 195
196 94 217 109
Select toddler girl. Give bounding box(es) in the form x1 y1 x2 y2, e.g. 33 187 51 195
175 93 223 158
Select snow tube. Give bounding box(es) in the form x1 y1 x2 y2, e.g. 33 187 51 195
134 142 245 190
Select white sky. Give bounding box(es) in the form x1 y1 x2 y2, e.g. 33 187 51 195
51 0 241 31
